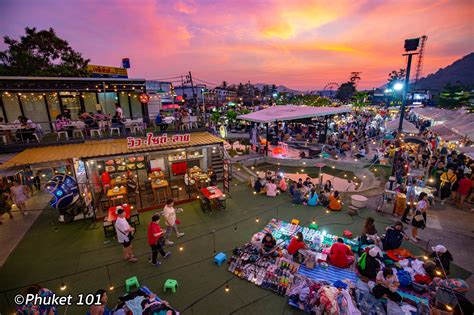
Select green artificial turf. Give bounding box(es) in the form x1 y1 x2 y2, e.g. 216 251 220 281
0 182 470 314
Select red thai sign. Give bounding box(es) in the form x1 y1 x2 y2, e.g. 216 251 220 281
127 133 190 149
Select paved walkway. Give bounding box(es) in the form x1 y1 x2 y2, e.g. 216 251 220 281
0 191 51 267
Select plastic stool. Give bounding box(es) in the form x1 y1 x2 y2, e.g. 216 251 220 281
309 223 318 230
291 219 300 225
164 279 178 293
343 230 353 238
125 276 140 292
214 252 227 266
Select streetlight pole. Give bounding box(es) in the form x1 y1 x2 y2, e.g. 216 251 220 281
397 52 418 133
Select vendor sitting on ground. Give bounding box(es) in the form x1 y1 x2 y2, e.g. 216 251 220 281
430 245 453 275
266 179 279 197
328 238 355 268
277 176 287 192
307 188 318 206
254 178 266 194
357 245 382 280
373 267 402 302
327 190 342 211
287 232 308 263
260 232 278 256
382 221 409 251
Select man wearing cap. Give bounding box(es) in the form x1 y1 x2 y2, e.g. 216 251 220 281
115 207 137 262
430 245 453 274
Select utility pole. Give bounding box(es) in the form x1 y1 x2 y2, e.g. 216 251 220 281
187 71 197 111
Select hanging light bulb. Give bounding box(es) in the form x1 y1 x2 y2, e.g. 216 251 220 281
255 217 260 223
179 246 184 251
224 284 230 292
109 285 115 291
60 283 67 291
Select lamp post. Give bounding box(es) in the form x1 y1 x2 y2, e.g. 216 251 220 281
391 38 420 176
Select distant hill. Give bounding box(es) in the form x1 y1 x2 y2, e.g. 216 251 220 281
253 83 303 94
415 52 474 90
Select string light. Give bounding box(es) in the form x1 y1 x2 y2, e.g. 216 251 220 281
224 284 230 292
436 270 442 276
60 283 67 291
423 256 428 260
445 305 453 311
179 246 184 251
109 285 115 291
255 217 260 223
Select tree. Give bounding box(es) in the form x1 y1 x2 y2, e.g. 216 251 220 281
387 69 406 85
0 27 90 77
349 72 362 86
336 82 356 102
352 91 369 108
221 81 228 89
437 82 471 109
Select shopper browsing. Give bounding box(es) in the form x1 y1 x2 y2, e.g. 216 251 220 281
411 192 428 243
115 208 137 262
430 244 453 275
147 214 171 266
163 199 184 245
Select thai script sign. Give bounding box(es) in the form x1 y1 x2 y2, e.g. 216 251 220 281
127 133 190 149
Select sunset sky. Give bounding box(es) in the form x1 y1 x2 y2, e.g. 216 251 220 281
1 0 472 90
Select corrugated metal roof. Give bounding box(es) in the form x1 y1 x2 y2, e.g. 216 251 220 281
0 132 223 168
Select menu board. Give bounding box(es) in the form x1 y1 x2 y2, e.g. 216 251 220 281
100 156 146 173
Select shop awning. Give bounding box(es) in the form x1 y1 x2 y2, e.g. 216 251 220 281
237 105 351 123
385 119 418 134
0 132 223 169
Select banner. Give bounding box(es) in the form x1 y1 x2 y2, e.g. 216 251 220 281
127 133 190 149
87 65 128 78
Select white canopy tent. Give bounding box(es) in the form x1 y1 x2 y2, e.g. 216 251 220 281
385 119 419 134
237 105 352 123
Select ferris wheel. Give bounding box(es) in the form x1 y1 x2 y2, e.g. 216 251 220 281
323 82 340 96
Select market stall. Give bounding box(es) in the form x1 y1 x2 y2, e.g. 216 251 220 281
228 219 469 314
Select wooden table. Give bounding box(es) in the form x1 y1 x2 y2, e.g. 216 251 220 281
107 204 131 222
110 178 126 187
107 186 128 205
152 180 170 202
149 172 165 180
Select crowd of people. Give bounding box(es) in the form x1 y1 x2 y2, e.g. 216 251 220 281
253 172 343 211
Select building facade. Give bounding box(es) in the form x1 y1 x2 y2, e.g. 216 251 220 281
0 76 147 132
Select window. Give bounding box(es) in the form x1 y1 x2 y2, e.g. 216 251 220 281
46 93 61 120
2 94 22 123
119 93 131 118
98 92 118 116
83 92 98 114
22 93 51 132
130 94 143 119
59 92 81 120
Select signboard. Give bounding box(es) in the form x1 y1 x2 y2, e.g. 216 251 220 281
223 159 230 192
139 93 150 103
127 133 190 149
122 58 130 69
87 65 128 78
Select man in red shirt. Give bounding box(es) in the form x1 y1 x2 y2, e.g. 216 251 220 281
328 238 355 268
148 214 171 266
287 232 308 262
457 173 473 208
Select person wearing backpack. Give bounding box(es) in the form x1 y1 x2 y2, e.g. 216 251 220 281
357 246 382 280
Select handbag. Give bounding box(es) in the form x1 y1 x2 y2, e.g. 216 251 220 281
175 218 181 225
414 210 424 222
